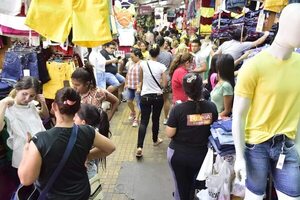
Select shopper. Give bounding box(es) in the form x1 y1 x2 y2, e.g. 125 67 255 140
139 40 149 60
74 103 111 179
233 4 300 200
136 44 167 157
18 87 115 199
125 48 143 127
156 36 173 125
166 73 218 200
0 76 48 199
190 39 207 78
71 63 119 121
169 52 193 104
100 41 125 94
210 54 235 118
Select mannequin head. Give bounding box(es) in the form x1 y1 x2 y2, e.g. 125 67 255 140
275 3 300 48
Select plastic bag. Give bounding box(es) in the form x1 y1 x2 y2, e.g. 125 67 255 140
197 148 214 181
206 155 234 200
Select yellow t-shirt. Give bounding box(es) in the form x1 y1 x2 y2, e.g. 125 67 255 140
235 50 300 144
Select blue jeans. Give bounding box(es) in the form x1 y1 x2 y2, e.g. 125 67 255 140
127 88 141 110
245 134 300 197
105 72 125 87
137 94 164 148
2 52 39 80
95 71 106 89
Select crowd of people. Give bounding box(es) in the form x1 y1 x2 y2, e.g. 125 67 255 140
1 3 300 200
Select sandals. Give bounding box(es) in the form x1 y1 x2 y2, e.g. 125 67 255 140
153 138 163 146
136 147 143 158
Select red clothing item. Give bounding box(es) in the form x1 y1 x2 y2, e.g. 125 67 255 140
171 66 189 103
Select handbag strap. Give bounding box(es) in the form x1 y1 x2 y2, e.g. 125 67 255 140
146 62 162 90
38 124 78 199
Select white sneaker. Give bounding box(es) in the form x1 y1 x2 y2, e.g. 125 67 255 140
132 119 139 127
128 112 136 121
153 138 163 146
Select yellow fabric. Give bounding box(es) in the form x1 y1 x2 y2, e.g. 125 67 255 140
200 7 214 18
264 0 288 13
142 51 149 60
43 61 75 99
200 24 212 33
235 51 300 144
25 0 112 47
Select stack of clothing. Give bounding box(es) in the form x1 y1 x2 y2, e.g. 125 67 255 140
209 119 235 156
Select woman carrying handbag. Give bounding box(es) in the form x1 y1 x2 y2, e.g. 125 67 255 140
17 87 115 200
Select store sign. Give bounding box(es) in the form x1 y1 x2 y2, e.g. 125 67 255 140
140 6 153 15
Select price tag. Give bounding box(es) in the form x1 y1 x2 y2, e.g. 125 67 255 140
23 69 30 77
276 154 286 170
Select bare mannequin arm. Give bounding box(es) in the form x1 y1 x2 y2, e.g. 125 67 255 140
295 119 300 154
232 95 251 180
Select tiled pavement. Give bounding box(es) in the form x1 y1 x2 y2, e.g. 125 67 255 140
99 102 171 200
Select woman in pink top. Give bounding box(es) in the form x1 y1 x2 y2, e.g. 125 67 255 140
169 52 193 104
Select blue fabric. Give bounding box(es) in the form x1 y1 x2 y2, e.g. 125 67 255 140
2 51 39 81
211 119 232 132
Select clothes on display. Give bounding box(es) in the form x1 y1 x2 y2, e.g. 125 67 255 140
25 0 112 47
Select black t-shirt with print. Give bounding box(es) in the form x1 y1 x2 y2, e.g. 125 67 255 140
32 125 95 200
167 100 218 153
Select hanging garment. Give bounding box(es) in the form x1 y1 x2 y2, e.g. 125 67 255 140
0 0 22 16
25 0 112 47
43 61 75 99
264 0 288 13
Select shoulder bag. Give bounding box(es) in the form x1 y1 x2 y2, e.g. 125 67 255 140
13 124 79 200
146 62 162 90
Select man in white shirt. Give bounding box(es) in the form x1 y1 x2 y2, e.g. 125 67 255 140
89 46 107 89
190 39 207 79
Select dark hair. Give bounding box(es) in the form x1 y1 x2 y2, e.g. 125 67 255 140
131 48 144 59
103 41 117 47
206 54 219 92
156 36 165 47
77 104 111 138
149 44 160 58
15 76 41 94
183 73 203 112
216 54 235 89
169 52 193 77
231 27 247 41
191 39 201 46
71 62 96 90
54 87 81 116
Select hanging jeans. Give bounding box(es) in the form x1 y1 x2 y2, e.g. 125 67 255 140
137 94 164 148
2 51 39 80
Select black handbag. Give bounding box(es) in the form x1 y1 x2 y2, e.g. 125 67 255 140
13 125 78 200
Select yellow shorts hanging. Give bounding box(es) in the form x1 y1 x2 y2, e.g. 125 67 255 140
25 0 112 47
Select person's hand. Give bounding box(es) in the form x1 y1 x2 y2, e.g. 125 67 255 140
36 94 46 104
2 97 14 107
264 31 270 37
234 156 247 183
136 88 141 94
112 58 118 63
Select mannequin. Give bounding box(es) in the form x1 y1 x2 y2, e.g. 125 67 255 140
232 3 300 200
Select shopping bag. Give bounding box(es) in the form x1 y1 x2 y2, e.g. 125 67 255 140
197 148 214 181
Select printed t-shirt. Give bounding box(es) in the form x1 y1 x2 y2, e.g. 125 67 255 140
167 100 218 153
235 50 300 144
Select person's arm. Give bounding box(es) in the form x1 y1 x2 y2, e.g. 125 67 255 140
87 130 116 161
234 50 252 66
251 31 270 48
0 97 14 132
161 71 168 88
136 67 143 94
166 126 176 138
36 94 50 119
219 95 233 118
18 141 42 185
232 95 251 181
105 91 119 121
